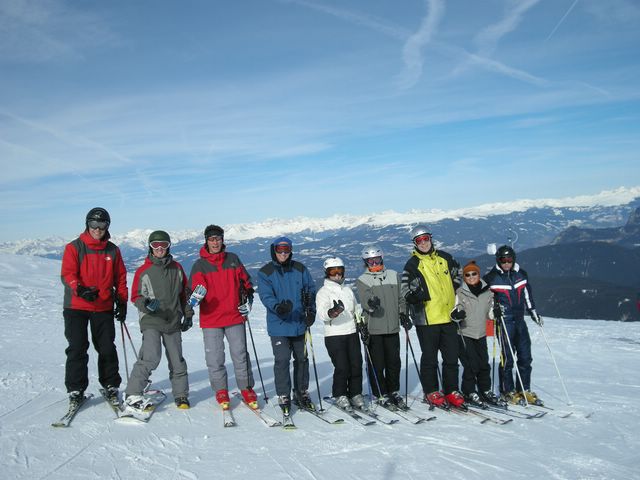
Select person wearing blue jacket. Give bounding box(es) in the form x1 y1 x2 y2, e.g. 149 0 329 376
257 237 317 412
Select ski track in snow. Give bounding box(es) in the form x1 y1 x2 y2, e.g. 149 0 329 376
1 253 639 479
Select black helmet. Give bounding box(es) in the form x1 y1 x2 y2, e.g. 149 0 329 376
148 230 171 253
495 245 516 263
85 207 110 229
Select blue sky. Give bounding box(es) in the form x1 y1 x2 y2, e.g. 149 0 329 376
1 0 639 241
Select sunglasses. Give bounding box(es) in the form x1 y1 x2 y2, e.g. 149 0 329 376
207 236 223 242
414 234 432 244
88 220 108 230
464 272 478 277
150 241 171 250
499 257 514 264
274 244 291 254
365 257 383 266
326 267 345 277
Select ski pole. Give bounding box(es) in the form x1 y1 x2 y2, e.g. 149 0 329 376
538 323 572 405
404 327 422 393
405 328 409 405
244 314 267 402
121 321 139 359
491 319 497 394
497 313 529 407
306 328 324 412
363 341 383 403
120 321 130 382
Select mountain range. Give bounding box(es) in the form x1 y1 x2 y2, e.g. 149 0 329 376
2 187 639 321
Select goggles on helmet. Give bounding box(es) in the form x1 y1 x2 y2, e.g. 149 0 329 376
88 220 108 231
365 257 383 267
414 234 432 244
499 257 514 264
150 241 171 250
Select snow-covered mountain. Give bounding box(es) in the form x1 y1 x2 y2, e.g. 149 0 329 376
0 252 638 480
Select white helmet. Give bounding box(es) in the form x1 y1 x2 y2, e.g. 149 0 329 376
323 257 344 270
361 245 383 260
410 224 431 241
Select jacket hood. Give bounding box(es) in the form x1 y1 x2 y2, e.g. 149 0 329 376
270 236 293 265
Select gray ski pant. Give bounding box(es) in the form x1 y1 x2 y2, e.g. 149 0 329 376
202 323 254 393
125 329 188 399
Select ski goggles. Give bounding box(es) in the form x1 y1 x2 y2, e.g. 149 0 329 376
464 272 479 278
150 241 171 250
274 244 292 254
499 257 514 264
87 220 108 230
413 234 432 244
326 267 345 277
206 235 223 242
364 256 383 266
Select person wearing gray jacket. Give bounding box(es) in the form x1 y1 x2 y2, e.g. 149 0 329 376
124 230 193 413
452 260 502 407
355 245 409 408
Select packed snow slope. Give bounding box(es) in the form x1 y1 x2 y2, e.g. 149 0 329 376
1 254 638 480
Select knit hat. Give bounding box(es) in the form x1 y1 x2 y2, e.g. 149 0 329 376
463 260 481 276
204 224 224 239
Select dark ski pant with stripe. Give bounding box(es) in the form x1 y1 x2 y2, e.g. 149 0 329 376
63 308 121 393
499 317 532 393
270 334 309 398
366 333 401 397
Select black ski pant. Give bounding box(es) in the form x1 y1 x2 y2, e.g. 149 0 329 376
324 332 363 399
499 317 533 393
459 335 491 395
366 333 401 397
63 308 121 393
415 322 459 395
270 334 309 398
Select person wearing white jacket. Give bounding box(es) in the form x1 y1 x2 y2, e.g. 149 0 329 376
316 257 364 410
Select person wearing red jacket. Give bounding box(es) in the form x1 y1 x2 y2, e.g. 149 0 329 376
60 207 128 409
188 224 256 409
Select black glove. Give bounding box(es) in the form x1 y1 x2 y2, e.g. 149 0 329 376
114 299 127 323
144 298 160 313
275 300 293 318
357 322 370 345
399 312 413 330
367 296 381 313
405 278 427 304
304 309 316 327
181 315 193 332
530 310 544 326
451 308 466 323
77 285 99 302
492 302 503 320
327 300 345 319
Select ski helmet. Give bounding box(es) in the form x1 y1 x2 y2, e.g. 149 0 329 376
495 245 516 263
85 207 110 229
361 245 384 272
410 224 431 242
148 230 171 254
323 257 344 270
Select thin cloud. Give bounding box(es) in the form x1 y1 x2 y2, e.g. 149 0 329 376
474 0 541 56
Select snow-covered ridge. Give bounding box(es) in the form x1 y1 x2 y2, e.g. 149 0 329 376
1 186 639 251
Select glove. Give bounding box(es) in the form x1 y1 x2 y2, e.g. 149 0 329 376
275 300 293 318
144 298 160 313
357 322 370 345
181 315 193 332
188 285 207 308
304 309 316 327
114 299 127 322
399 312 413 331
327 299 345 319
77 285 99 302
492 302 504 320
451 308 467 323
405 278 427 304
367 296 381 313
238 301 251 317
530 310 543 326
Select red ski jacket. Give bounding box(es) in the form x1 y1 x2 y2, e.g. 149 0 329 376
189 246 253 328
60 231 128 312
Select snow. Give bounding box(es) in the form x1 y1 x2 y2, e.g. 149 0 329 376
1 253 639 480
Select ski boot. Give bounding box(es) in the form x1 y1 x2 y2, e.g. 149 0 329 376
335 395 353 412
350 394 365 410
523 390 543 406
480 389 507 408
68 390 84 409
278 395 291 415
104 385 120 409
377 394 396 410
175 396 190 409
123 395 154 415
215 389 231 410
294 391 316 411
464 392 487 409
445 391 466 409
241 387 258 409
425 391 446 408
504 391 525 406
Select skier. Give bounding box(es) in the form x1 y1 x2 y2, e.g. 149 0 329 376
257 236 317 413
355 245 409 408
483 245 543 405
188 225 256 410
123 231 193 414
452 260 504 407
60 207 128 408
401 225 465 408
316 257 364 410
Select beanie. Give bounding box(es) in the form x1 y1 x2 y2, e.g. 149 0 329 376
204 224 224 239
463 260 481 276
